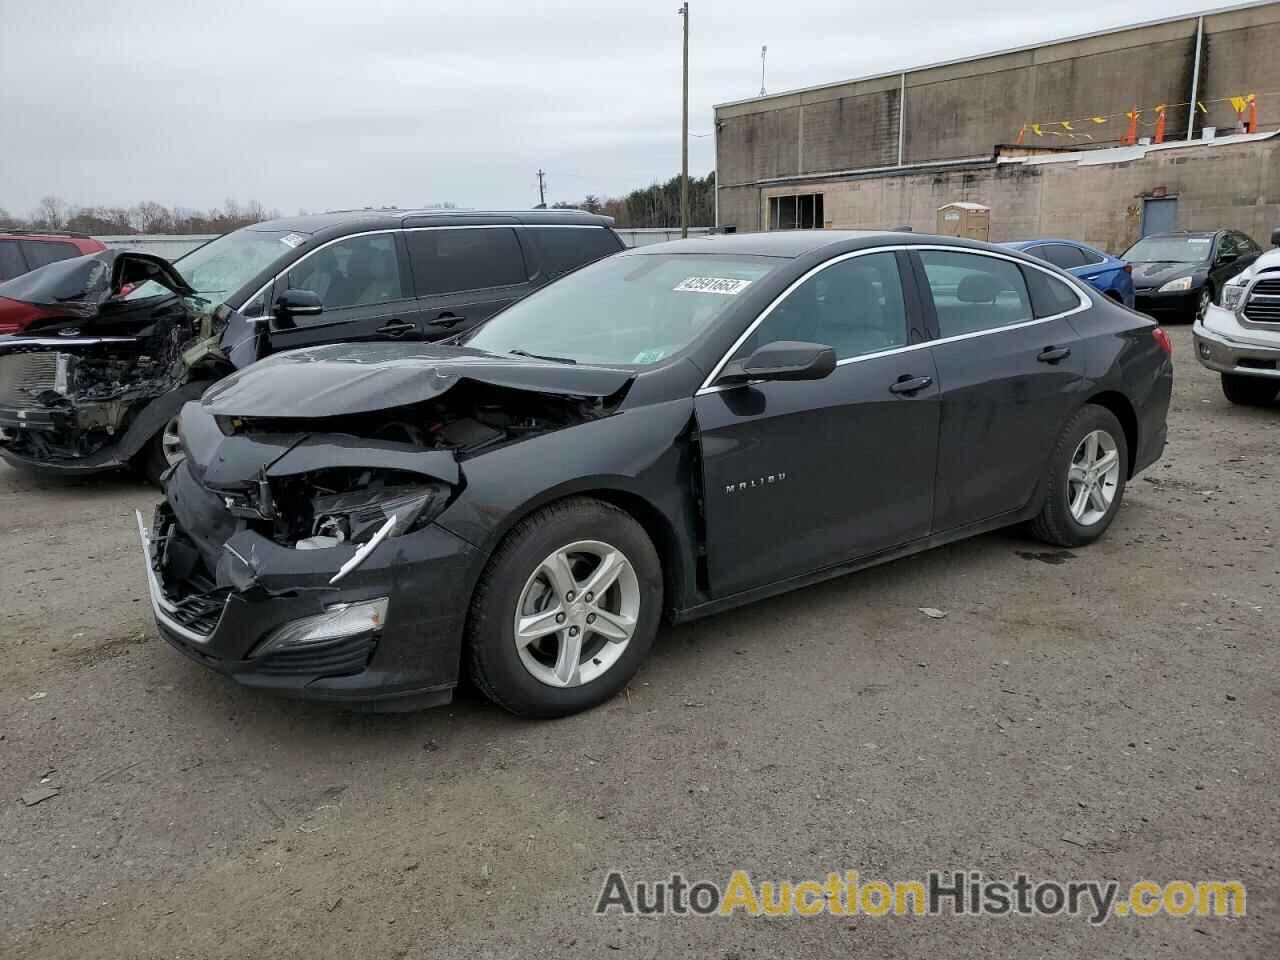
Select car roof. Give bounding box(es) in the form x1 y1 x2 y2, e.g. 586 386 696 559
244 208 615 235
624 230 924 258
1139 230 1220 240
621 230 1029 259
0 230 97 241
1003 238 1101 248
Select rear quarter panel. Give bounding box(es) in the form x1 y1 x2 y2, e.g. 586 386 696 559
1066 297 1172 475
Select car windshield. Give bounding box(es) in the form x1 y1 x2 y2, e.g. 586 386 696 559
125 229 297 307
464 253 779 366
1123 236 1213 264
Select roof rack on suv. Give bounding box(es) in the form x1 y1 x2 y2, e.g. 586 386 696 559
2 229 97 240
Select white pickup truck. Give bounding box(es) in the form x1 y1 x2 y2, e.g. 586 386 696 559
1194 227 1280 405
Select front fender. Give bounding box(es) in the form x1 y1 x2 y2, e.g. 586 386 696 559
434 398 701 611
115 379 214 462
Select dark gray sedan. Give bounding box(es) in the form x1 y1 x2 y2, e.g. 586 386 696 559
142 231 1173 718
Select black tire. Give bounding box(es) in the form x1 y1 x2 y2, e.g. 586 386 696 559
1195 285 1213 323
467 497 663 718
1027 405 1129 548
1221 373 1279 407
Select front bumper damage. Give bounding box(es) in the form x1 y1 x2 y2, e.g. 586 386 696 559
139 463 477 708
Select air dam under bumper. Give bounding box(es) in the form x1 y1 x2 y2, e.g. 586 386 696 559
137 499 478 709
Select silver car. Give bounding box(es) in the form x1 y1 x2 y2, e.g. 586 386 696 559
1194 227 1280 406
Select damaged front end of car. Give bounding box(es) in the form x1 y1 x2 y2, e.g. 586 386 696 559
139 344 634 708
0 251 226 474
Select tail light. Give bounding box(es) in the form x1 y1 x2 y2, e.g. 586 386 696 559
0 297 62 335
1152 327 1173 356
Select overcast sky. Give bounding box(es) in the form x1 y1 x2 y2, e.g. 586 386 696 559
0 0 1248 218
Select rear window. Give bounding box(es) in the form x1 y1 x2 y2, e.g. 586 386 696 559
0 240 26 282
527 227 622 279
1024 266 1085 317
1031 244 1088 270
20 240 80 270
407 228 528 296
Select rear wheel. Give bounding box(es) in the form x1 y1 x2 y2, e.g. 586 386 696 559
1028 405 1128 547
467 497 663 718
1221 373 1280 406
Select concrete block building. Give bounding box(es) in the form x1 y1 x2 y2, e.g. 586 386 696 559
713 0 1280 251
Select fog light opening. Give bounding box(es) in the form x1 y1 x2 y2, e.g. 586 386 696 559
253 598 389 658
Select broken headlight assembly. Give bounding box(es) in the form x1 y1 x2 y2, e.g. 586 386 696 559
297 482 452 550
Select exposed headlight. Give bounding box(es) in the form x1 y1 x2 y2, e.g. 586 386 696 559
310 483 451 545
1221 283 1247 311
253 598 388 656
1158 276 1193 293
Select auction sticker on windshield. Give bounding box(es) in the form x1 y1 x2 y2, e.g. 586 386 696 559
674 277 753 295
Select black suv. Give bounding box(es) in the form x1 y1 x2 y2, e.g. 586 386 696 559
0 209 623 481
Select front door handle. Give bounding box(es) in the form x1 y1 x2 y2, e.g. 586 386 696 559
376 321 416 336
1037 345 1072 364
428 313 465 327
889 375 933 395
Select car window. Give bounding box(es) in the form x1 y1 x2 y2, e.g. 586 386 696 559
735 252 907 362
919 250 1034 337
1123 236 1212 263
1031 244 1087 270
464 253 779 366
1240 234 1262 255
1217 234 1242 260
20 240 80 270
286 233 404 312
0 240 26 282
407 228 527 296
1023 267 1084 318
527 227 621 279
1076 245 1106 266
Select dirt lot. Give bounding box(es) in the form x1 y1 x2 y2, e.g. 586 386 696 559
1 325 1276 959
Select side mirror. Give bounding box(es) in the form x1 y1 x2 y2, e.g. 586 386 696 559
717 340 836 385
1271 226 1280 248
274 289 323 320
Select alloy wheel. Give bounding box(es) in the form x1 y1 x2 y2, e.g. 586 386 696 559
161 416 185 466
513 540 640 688
1067 429 1120 526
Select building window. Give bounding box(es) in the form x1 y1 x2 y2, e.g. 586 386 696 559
768 193 824 230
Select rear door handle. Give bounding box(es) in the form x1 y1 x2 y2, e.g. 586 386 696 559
889 375 933 395
376 321 416 336
428 313 465 327
1037 346 1072 364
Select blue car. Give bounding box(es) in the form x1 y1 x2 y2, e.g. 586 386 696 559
1001 238 1136 308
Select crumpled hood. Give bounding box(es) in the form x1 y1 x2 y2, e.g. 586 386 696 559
0 250 194 319
200 342 635 418
1130 261 1202 289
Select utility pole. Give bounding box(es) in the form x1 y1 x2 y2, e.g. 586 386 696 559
536 169 547 208
760 45 767 97
679 3 689 239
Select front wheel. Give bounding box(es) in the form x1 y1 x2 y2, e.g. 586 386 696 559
133 415 184 486
1221 373 1280 406
1028 405 1128 547
467 497 663 718
1196 286 1213 322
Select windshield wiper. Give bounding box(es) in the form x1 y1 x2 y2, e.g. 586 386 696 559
509 349 577 365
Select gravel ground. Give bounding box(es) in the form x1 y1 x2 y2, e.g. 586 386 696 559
1 325 1276 959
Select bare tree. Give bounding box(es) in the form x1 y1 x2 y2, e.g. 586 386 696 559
34 195 67 230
